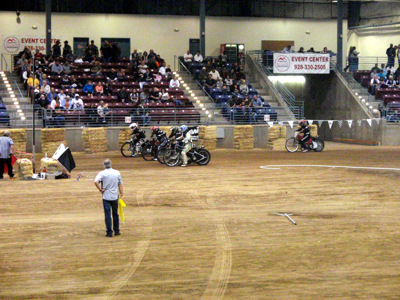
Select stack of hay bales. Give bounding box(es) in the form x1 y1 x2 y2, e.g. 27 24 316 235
14 159 33 179
118 128 132 148
0 129 26 152
159 126 172 135
309 124 318 137
41 128 66 155
198 126 217 150
82 128 107 153
267 126 287 150
233 125 254 150
40 157 61 174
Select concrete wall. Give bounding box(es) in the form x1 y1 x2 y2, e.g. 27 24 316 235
0 11 346 68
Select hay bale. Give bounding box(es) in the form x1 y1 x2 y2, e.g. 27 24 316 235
14 159 33 179
41 129 66 155
40 158 61 174
266 126 288 150
233 126 254 150
198 126 217 150
118 128 132 148
0 129 27 152
309 124 318 137
82 128 107 153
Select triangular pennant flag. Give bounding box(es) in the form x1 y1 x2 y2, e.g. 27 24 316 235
357 120 362 127
375 118 380 125
56 148 76 172
268 121 274 127
278 121 284 126
367 119 372 127
288 121 294 128
308 120 313 125
52 143 66 160
347 120 353 128
318 120 323 127
328 120 334 129
338 120 343 128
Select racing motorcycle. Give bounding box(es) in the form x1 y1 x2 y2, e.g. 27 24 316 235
163 142 211 167
285 132 325 153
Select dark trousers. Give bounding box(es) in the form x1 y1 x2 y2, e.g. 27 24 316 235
103 199 119 235
0 158 13 179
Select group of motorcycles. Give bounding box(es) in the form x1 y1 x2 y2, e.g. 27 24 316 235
120 127 211 167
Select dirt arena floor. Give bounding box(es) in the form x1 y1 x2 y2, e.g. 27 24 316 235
1 142 400 299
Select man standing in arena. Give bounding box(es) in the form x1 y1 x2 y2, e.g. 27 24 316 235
0 131 15 180
94 159 123 237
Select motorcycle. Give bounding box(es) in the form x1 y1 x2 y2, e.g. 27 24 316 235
163 142 211 167
285 132 325 153
120 138 147 157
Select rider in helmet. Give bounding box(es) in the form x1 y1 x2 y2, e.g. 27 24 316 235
175 125 192 167
129 122 146 149
296 119 311 152
169 126 181 140
150 126 168 160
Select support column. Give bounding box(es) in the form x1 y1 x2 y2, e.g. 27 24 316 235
200 0 206 57
46 0 52 56
337 0 343 71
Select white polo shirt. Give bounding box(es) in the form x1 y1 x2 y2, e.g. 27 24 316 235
94 168 123 201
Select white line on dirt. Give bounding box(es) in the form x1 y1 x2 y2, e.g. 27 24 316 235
260 165 400 171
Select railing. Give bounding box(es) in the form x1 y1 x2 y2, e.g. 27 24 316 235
247 50 304 119
343 56 395 72
1 54 9 72
34 106 295 128
0 109 15 127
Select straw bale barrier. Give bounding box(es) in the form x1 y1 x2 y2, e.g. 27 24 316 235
40 157 61 174
14 159 33 179
41 128 66 155
198 126 217 150
82 128 107 153
118 128 132 148
233 126 254 150
0 129 26 153
267 125 287 150
295 124 318 137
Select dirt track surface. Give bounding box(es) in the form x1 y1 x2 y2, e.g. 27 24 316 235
1 142 400 299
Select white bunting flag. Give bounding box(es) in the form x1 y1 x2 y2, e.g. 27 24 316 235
268 121 274 127
318 120 323 127
328 120 334 129
347 120 353 128
367 119 372 127
357 120 362 127
375 118 380 126
278 121 284 126
338 120 343 128
288 121 294 128
308 120 313 125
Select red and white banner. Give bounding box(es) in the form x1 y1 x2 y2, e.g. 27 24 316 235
2 35 62 54
273 53 330 74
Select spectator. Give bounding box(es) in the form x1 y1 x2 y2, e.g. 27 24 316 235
137 73 147 90
169 77 180 89
83 80 95 95
387 65 396 77
130 49 139 63
117 86 128 102
50 95 60 109
194 51 203 63
239 79 249 95
386 43 396 67
371 63 380 74
321 47 329 54
138 61 148 74
95 82 104 95
97 100 111 122
27 73 39 96
70 95 84 111
64 96 71 110
204 74 216 92
63 41 73 59
209 68 221 81
36 93 48 108
153 72 162 83
117 69 126 81
68 87 77 99
52 40 62 58
159 62 167 75
42 80 51 94
144 69 154 85
47 87 58 104
184 50 193 63
90 60 102 76
60 74 71 90
63 61 73 75
129 89 140 103
148 49 157 61
251 95 263 108
198 67 209 84
100 40 113 62
282 45 293 53
386 75 395 87
103 82 113 96
370 69 379 79
85 40 99 57
0 130 15 180
298 47 305 53
139 90 149 103
34 48 43 61
107 68 118 84
84 50 96 63
149 87 162 102
307 47 316 53
344 46 359 72
58 90 67 108
51 60 63 75
111 42 121 62
161 89 171 103
53 104 66 126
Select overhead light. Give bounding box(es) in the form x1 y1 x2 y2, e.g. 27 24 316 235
205 110 209 114
173 71 177 75
185 87 190 90
17 109 22 113
361 99 365 103
202 107 206 110
16 105 20 109
369 105 373 109
4 80 9 84
208 114 212 118
7 87 12 91
6 84 11 88
355 92 358 96
190 93 195 97
196 100 200 103
200 103 204 107
183 83 187 87
21 117 26 120
366 102 369 106
19 112 24 116
194 97 198 100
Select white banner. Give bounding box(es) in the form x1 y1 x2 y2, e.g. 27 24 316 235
273 53 330 74
328 120 334 129
288 121 294 128
308 120 313 125
267 121 274 127
347 120 353 128
367 119 372 127
2 35 62 53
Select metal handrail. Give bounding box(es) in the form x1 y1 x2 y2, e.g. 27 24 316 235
13 80 29 114
1 54 9 72
246 50 304 119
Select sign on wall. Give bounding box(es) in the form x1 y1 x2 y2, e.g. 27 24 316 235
273 53 330 74
2 35 62 54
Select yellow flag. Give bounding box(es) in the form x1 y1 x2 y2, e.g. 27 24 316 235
118 198 126 223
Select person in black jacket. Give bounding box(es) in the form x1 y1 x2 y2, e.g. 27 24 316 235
296 120 311 152
150 126 168 160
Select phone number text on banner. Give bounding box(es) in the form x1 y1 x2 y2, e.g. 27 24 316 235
273 53 330 74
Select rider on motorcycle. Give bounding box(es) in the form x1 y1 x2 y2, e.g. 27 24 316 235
168 126 181 140
175 125 192 167
150 126 168 160
129 122 146 149
296 119 311 152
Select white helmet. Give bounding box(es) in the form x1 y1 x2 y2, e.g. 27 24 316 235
129 123 138 130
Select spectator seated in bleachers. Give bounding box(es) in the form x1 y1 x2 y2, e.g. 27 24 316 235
184 50 193 63
90 60 103 76
70 95 84 111
149 88 162 103
107 68 118 84
95 81 104 95
169 77 180 89
97 100 111 123
370 75 380 95
118 86 129 103
83 80 95 96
